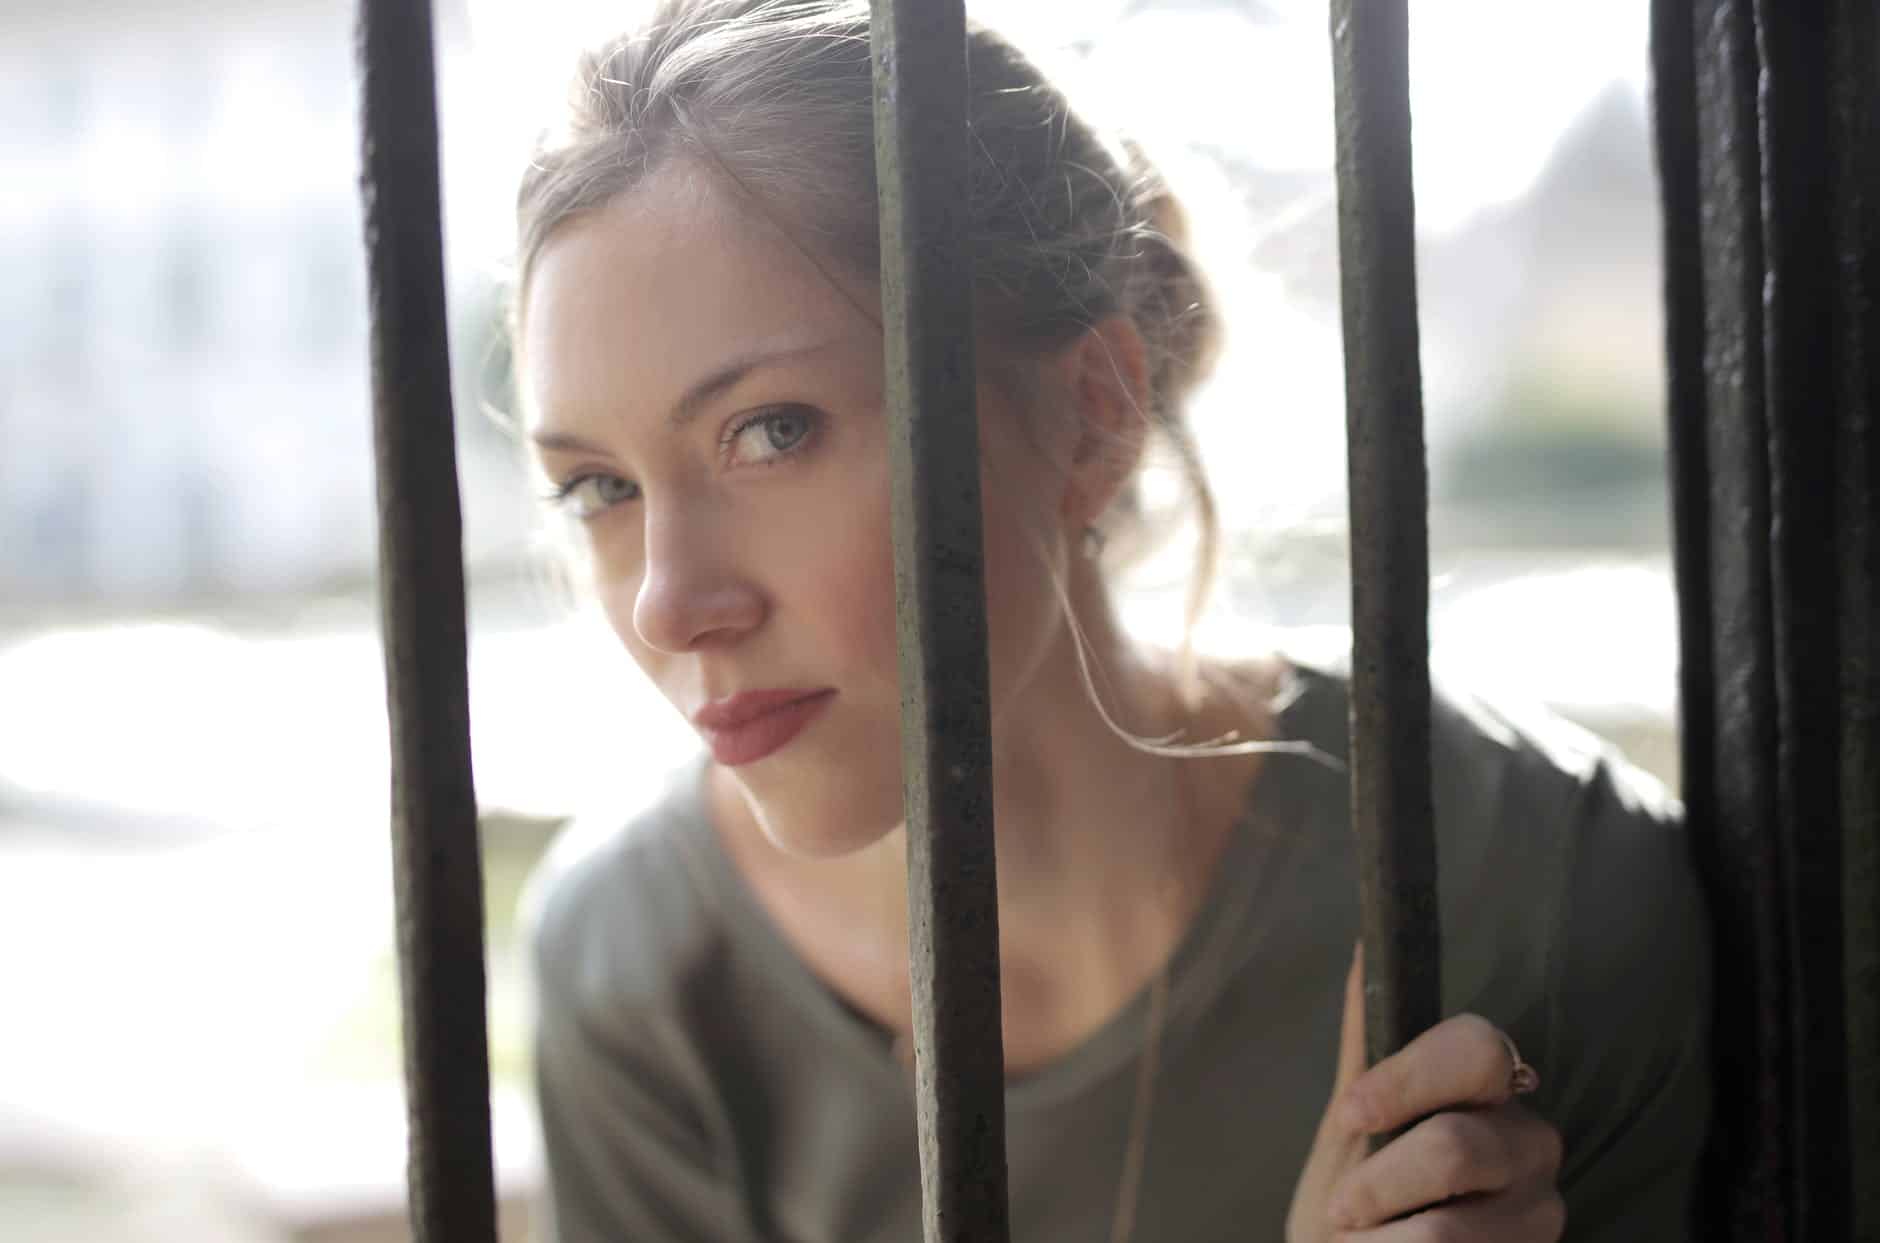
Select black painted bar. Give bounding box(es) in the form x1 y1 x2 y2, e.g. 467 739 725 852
1648 0 1713 894
1649 4 1753 1223
867 3 1013 1242
1827 0 1880 1235
1327 0 1443 1084
1687 3 1791 1235
1751 5 1852 1237
1654 0 1877 1235
354 3 499 1241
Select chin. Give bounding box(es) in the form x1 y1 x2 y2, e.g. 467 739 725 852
726 757 905 860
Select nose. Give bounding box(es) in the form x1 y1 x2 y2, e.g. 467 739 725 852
629 504 766 654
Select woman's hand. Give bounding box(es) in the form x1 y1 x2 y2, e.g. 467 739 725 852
1287 948 1565 1241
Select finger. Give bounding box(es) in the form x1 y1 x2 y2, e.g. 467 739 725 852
1326 1105 1562 1230
1337 1013 1517 1136
1288 945 1373 1240
1333 1180 1566 1242
1333 942 1367 1103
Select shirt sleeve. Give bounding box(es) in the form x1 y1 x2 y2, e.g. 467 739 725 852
531 949 752 1243
1541 756 1713 1242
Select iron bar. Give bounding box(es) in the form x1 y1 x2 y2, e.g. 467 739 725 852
354 2 499 1241
1657 0 1878 1234
1751 5 1852 1236
1685 3 1791 1236
1650 7 1757 1226
1827 0 1880 1234
868 2 1013 1242
1648 0 1714 883
1327 0 1443 1088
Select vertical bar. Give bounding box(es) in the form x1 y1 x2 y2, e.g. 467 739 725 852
354 3 499 1242
1328 0 1443 1082
1648 0 1714 849
868 3 1012 1243
1650 6 1751 1225
1660 0 1877 1234
1828 0 1880 1233
1752 4 1852 1237
1686 3 1790 1237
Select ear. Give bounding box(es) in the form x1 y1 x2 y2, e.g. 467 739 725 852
1057 315 1152 529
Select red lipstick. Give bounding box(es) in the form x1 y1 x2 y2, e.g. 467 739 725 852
692 689 835 766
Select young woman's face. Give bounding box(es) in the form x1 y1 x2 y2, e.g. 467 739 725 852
521 164 1082 856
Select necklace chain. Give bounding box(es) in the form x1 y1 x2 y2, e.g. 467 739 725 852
889 747 1206 1242
1107 962 1170 1243
1107 752 1196 1243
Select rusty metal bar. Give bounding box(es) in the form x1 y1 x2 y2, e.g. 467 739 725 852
354 3 499 1241
1327 0 1443 1083
867 2 1012 1242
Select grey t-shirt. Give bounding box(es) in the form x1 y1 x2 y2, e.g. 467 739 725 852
524 664 1711 1242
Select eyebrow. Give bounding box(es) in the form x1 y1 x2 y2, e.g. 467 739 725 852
530 337 849 456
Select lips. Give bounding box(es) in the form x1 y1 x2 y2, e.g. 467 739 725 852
692 689 835 767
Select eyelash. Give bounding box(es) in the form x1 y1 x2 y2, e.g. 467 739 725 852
540 472 638 518
722 404 819 463
540 405 821 520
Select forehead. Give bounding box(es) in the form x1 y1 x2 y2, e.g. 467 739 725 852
520 164 876 426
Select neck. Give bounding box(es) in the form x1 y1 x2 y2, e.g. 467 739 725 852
871 569 1251 1064
987 583 1194 933
709 563 1273 1069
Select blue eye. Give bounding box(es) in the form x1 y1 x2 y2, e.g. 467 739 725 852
726 406 817 465
547 473 639 519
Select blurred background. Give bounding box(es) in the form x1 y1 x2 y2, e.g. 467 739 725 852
0 0 1677 1238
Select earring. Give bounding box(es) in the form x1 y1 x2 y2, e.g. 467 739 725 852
1082 525 1107 559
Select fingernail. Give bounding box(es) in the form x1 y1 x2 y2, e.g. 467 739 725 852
1337 1092 1372 1132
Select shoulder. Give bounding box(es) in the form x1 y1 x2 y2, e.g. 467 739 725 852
521 763 768 1239
1280 657 1711 1231
1422 676 1700 1006
1275 657 1702 1026
1423 675 1688 948
520 758 730 1039
1283 658 1711 1215
1277 655 1684 892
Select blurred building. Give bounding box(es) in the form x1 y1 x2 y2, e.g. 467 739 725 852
1 0 1668 611
0 0 530 610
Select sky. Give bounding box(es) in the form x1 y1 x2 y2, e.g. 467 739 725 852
449 0 1651 260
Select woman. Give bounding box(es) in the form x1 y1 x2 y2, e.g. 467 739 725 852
513 2 1711 1239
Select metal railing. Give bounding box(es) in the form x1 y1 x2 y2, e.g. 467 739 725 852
1651 0 1877 1237
869 3 1012 1239
1326 0 1443 1089
355 3 497 1241
352 0 1877 1239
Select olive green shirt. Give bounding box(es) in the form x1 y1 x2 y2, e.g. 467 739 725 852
524 664 1711 1242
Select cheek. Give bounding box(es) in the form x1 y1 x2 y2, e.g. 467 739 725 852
816 436 1056 705
807 476 901 679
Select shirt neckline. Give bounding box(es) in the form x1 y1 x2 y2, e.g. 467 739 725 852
666 659 1341 1111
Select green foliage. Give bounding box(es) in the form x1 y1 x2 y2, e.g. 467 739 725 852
1432 381 1668 548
